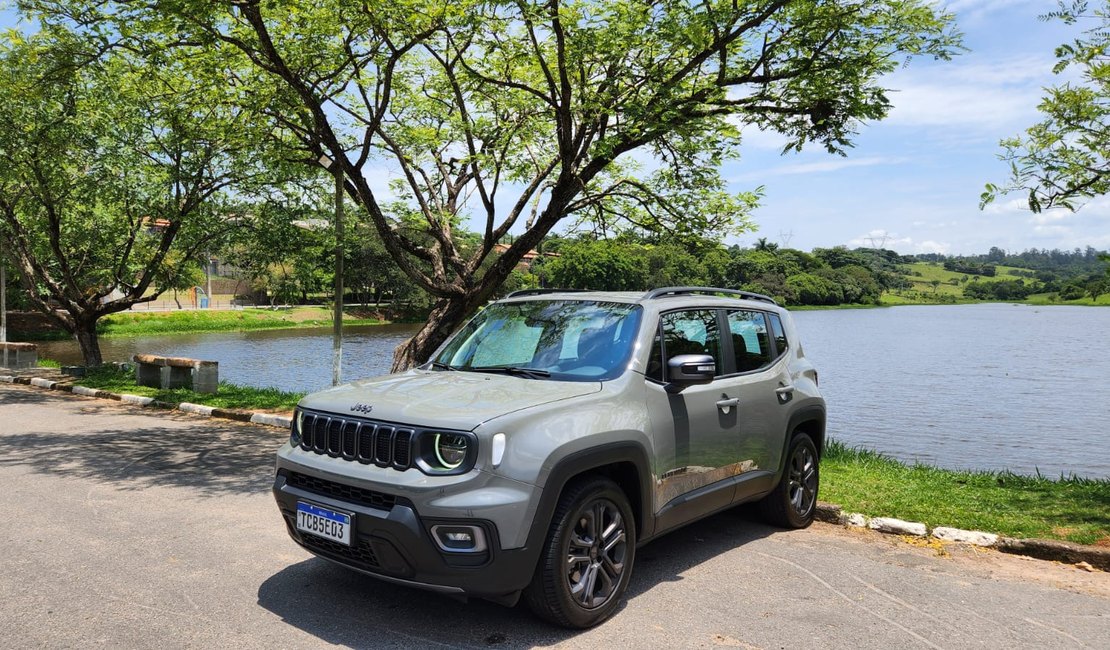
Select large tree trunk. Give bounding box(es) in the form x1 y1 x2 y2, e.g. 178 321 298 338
391 297 477 372
73 317 104 367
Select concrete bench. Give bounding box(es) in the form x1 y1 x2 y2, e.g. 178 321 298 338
0 342 38 369
132 354 218 394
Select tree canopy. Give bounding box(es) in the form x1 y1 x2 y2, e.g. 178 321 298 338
982 0 1110 212
18 0 960 367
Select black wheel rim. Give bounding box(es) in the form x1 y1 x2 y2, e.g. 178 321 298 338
788 444 817 516
564 498 627 610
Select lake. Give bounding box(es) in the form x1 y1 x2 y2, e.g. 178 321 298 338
33 303 1110 478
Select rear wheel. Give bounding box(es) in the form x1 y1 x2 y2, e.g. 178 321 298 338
524 476 636 628
757 432 819 528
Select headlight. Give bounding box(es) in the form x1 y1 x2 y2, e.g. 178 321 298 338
290 409 303 447
415 430 477 474
434 433 469 470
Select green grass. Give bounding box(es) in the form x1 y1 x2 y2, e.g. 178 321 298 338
94 306 387 338
37 358 62 368
75 365 303 411
822 439 1110 546
898 262 1038 298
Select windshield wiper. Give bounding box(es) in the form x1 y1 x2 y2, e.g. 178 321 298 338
469 366 551 379
428 361 458 371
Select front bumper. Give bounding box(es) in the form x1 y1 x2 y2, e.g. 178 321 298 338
272 468 540 599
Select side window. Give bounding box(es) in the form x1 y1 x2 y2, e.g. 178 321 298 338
768 313 789 357
727 310 771 372
660 310 723 379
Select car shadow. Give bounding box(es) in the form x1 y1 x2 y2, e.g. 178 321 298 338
256 507 779 648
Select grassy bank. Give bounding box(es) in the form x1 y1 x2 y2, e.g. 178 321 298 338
96 306 390 337
822 440 1110 546
74 365 304 411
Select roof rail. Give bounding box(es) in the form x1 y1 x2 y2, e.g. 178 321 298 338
642 286 778 305
504 288 589 299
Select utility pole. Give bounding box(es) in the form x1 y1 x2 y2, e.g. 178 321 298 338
320 154 344 386
1 236 7 369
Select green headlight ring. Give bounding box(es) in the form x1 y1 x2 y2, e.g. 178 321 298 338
433 433 468 470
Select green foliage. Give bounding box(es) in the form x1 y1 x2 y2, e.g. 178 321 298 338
23 0 960 366
823 439 1110 545
983 1 1110 212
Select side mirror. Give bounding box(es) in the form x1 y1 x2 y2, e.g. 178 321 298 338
667 354 716 390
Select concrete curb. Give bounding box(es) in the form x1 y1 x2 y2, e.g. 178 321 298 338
816 500 1108 571
3 371 1107 572
0 372 291 432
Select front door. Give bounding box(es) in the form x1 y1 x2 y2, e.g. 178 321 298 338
645 309 744 530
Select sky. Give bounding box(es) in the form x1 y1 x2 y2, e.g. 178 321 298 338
2 1 1105 257
724 0 1110 255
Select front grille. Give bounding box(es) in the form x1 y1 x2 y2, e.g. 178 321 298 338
298 528 380 570
299 412 415 470
286 471 396 511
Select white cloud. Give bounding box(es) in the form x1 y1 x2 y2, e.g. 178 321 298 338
731 156 899 182
882 55 1054 132
845 229 952 254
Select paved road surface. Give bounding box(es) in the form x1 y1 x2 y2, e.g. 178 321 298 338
2 383 1107 649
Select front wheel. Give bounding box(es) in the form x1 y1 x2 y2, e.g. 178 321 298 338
524 476 636 628
757 432 819 528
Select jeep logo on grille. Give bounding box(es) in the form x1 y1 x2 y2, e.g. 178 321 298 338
350 403 373 414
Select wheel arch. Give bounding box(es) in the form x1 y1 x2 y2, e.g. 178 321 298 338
527 442 655 554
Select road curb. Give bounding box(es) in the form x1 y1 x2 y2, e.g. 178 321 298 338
0 372 291 432
3 371 1107 572
815 500 1107 571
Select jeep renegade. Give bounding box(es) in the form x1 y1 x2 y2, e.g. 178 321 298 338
273 287 825 628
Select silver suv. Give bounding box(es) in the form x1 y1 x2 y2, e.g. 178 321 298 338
273 287 825 628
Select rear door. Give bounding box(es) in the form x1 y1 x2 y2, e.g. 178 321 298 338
723 308 793 499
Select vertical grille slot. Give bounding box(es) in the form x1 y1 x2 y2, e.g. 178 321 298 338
375 426 395 465
342 422 359 458
392 429 413 468
357 424 377 463
327 418 343 456
299 413 317 451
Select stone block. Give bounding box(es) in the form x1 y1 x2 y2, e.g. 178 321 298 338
869 517 927 537
846 513 869 528
931 527 998 547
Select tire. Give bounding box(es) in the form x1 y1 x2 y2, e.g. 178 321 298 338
757 432 819 528
524 476 636 628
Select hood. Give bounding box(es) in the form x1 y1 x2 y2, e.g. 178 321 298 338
297 369 602 431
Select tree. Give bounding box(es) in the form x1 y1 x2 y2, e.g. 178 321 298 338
982 1 1110 212
38 0 959 369
0 27 276 365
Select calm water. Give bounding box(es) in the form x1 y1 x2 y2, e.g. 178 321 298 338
792 304 1110 479
34 303 1110 478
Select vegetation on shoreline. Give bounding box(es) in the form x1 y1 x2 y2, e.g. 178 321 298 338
74 365 304 411
822 440 1110 546
17 307 394 342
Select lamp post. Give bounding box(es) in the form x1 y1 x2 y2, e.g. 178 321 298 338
319 154 344 386
1 236 7 369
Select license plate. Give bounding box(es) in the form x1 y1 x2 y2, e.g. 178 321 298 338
296 501 353 546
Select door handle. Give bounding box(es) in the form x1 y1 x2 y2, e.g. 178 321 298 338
716 397 739 413
775 384 795 403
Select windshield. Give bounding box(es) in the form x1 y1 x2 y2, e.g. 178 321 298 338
431 300 643 381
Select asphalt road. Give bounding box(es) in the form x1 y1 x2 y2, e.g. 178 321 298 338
2 382 1108 649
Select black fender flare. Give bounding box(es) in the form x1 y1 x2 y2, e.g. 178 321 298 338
773 404 827 483
523 441 655 557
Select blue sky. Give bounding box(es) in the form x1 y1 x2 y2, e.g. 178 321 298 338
3 1 1105 256
726 0 1110 255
